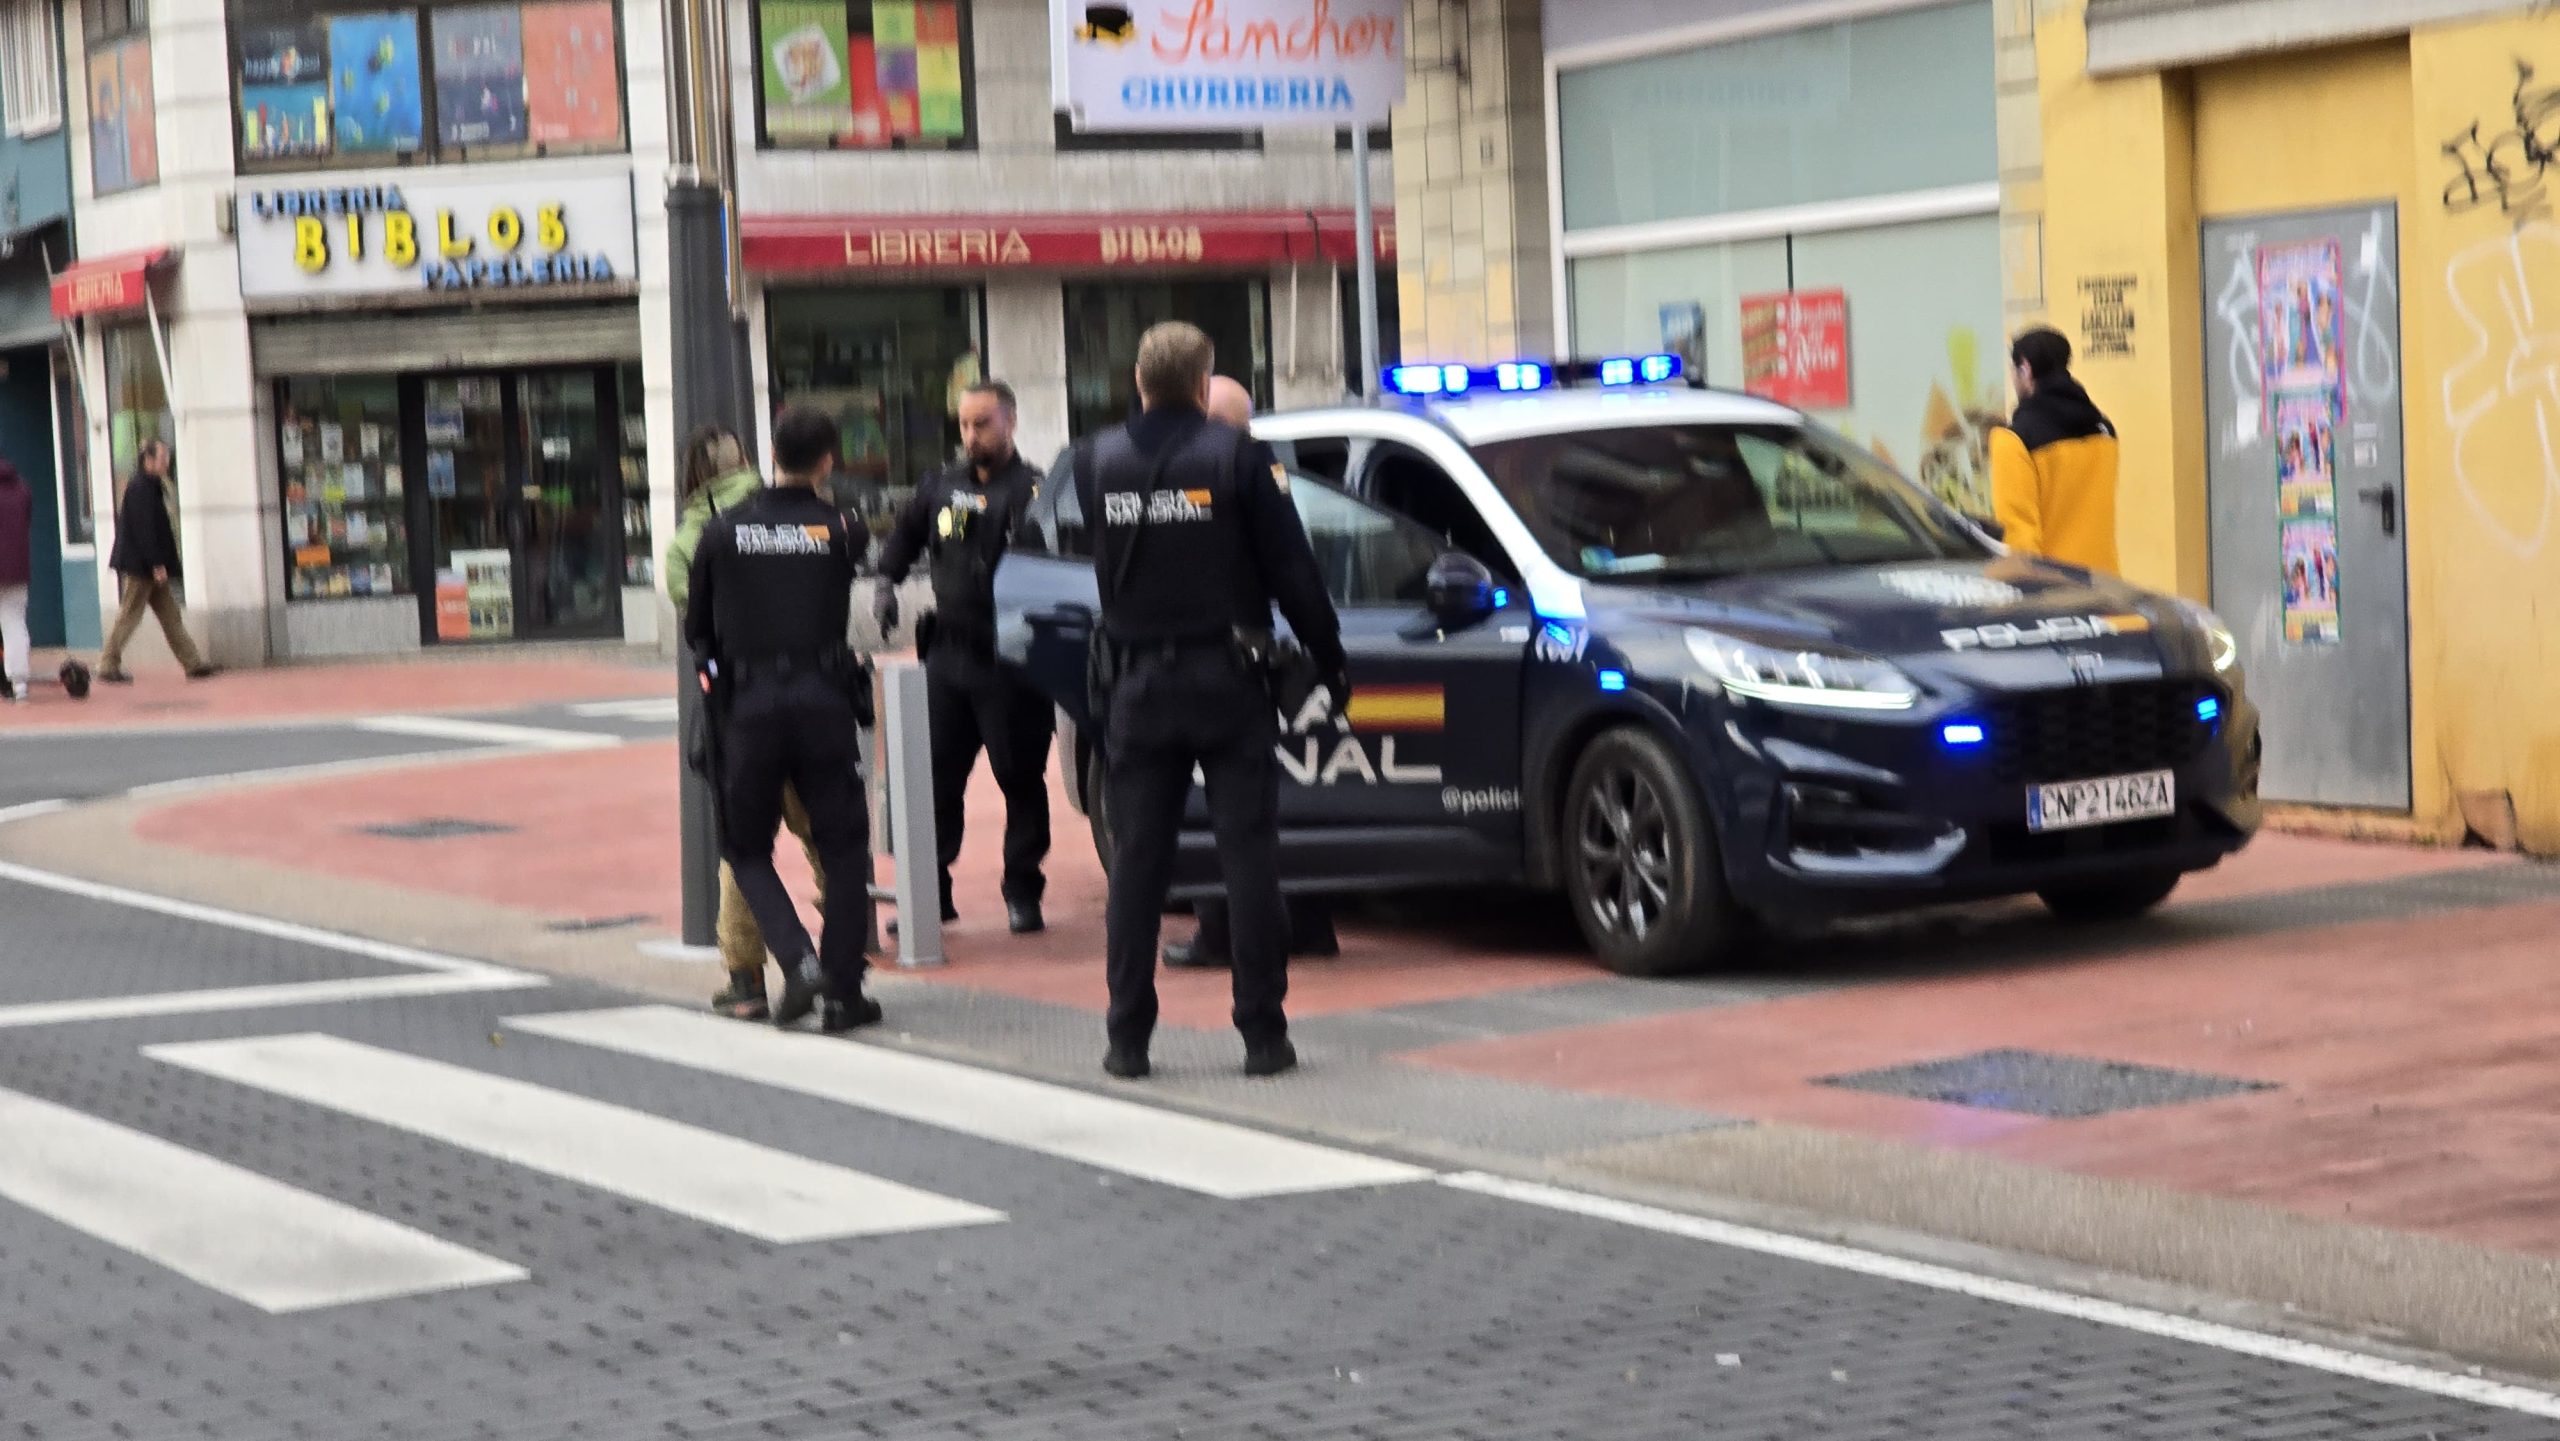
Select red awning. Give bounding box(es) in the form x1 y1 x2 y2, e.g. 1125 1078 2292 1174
51 246 174 320
741 209 1395 275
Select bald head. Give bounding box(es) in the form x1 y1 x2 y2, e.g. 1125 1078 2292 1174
1206 376 1254 429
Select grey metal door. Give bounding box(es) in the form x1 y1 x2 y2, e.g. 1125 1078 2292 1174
2201 203 2410 808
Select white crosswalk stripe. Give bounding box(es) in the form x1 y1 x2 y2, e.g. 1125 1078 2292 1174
145 1033 1005 1243
511 1005 1434 1198
568 697 680 721
0 1086 525 1312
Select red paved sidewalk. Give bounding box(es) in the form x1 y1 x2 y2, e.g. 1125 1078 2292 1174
113 722 2560 1263
0 650 665 733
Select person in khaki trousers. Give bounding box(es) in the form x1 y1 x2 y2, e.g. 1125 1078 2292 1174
98 439 215 683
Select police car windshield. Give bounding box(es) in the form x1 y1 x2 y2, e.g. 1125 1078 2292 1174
1472 422 1987 581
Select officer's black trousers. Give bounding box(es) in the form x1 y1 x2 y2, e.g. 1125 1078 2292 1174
926 664 1053 909
1102 645 1287 1049
718 671 873 998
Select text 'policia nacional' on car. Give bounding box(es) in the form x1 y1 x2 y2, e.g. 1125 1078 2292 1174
994 355 2263 976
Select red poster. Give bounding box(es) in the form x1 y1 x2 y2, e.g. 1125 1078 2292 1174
845 36 889 145
523 0 623 144
1739 288 1850 409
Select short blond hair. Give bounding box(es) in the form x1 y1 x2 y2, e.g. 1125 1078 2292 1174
1134 322 1215 408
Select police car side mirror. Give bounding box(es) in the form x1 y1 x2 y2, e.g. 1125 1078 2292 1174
1425 552 1498 627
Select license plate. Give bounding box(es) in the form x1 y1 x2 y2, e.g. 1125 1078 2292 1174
2027 769 2176 833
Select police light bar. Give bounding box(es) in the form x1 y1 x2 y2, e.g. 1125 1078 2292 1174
1382 353 1683 398
1383 361 1554 397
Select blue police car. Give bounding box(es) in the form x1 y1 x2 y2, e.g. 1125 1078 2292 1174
994 358 2261 976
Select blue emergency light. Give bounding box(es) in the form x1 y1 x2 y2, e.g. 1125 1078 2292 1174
2196 697 2222 724
1598 669 1628 692
1383 354 1683 398
1941 722 1988 748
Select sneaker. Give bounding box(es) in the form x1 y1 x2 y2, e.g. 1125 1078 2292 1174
96 668 133 685
1006 899 1044 935
1103 1043 1151 1079
771 954 822 1027
709 971 769 1022
1242 1038 1298 1078
819 994 884 1034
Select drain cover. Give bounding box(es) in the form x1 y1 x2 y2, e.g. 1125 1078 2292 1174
360 818 517 841
1817 1047 2275 1119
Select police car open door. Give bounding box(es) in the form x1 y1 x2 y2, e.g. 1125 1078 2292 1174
1256 479 1528 892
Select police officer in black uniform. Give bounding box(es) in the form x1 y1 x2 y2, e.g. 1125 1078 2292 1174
1079 322 1344 1079
684 405 880 1033
875 380 1052 934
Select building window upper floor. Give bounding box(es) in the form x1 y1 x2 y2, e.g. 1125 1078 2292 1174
1 0 64 138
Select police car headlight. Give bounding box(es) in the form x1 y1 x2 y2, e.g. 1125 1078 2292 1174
1684 630 1919 712
2199 610 2241 673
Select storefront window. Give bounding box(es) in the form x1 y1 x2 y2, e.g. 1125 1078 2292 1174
1063 279 1269 441
1555 1 1994 232
232 0 626 170
1567 213 2005 518
767 285 983 537
276 376 413 599
100 321 168 499
754 0 972 150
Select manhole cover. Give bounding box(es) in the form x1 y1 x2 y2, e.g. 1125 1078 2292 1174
359 818 517 841
1817 1047 2275 1119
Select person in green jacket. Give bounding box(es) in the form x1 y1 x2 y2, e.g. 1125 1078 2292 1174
667 424 829 1020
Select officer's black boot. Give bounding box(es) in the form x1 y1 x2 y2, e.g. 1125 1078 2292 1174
709 968 768 1022
771 953 822 1028
1242 1036 1298 1078
819 991 884 1034
1006 898 1044 935
1103 1040 1150 1079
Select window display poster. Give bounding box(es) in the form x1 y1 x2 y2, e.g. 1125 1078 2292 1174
2256 239 2344 419
522 0 622 144
1739 289 1851 410
433 4 526 147
761 0 853 139
238 21 331 157
426 449 458 496
2281 517 2341 645
913 2 963 137
2275 397 2336 520
870 3 922 138
456 547 515 639
88 43 132 192
330 11 427 154
1659 301 1706 388
435 568 472 639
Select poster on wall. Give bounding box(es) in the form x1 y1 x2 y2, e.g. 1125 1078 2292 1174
2281 518 2341 645
760 0 853 139
330 12 427 154
454 548 514 638
239 22 331 158
2256 239 2344 421
434 569 472 639
2275 397 2337 520
1739 289 1850 410
1659 302 1706 388
912 2 964 136
522 0 622 143
433 5 527 146
120 38 159 184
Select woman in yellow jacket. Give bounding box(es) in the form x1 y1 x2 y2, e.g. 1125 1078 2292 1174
1989 327 2120 575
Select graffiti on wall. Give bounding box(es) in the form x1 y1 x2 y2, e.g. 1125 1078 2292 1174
2439 59 2560 218
2442 221 2560 557
1864 327 2002 519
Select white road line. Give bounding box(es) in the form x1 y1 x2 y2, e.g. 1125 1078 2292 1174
0 1086 525 1312
0 798 69 825
1442 1172 2560 1420
511 1005 1434 1198
148 1034 1005 1243
0 973 545 1031
353 715 619 750
569 698 678 721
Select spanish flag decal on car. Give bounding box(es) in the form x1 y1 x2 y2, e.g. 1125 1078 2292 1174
1345 684 1446 732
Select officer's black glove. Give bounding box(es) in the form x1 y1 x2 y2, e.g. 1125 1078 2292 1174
873 585 900 638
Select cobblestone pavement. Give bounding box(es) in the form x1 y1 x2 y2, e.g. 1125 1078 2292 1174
5 871 2557 1441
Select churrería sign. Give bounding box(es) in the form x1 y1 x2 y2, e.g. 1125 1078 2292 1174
236 169 639 301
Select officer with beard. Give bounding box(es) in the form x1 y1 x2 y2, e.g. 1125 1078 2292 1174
876 380 1053 934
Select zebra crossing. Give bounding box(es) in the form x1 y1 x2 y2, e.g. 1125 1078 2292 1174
2 1004 1431 1315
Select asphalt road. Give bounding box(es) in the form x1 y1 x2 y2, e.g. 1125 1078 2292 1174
2 842 2555 1439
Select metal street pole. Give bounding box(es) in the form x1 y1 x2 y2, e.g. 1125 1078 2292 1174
1350 127 1381 397
667 0 746 946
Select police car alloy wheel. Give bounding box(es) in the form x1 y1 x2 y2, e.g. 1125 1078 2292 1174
1561 727 1741 977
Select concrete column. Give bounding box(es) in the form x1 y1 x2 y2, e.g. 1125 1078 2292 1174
987 273 1067 465
1392 0 1555 364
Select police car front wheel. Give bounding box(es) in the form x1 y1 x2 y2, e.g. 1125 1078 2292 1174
1561 727 1742 977
2036 869 2182 924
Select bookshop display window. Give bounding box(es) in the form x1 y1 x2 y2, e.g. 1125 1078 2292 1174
767 284 982 537
277 376 412 598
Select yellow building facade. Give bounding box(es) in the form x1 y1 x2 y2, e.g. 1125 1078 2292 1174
2029 1 2560 850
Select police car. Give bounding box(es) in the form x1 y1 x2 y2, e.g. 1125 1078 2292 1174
994 357 2261 975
